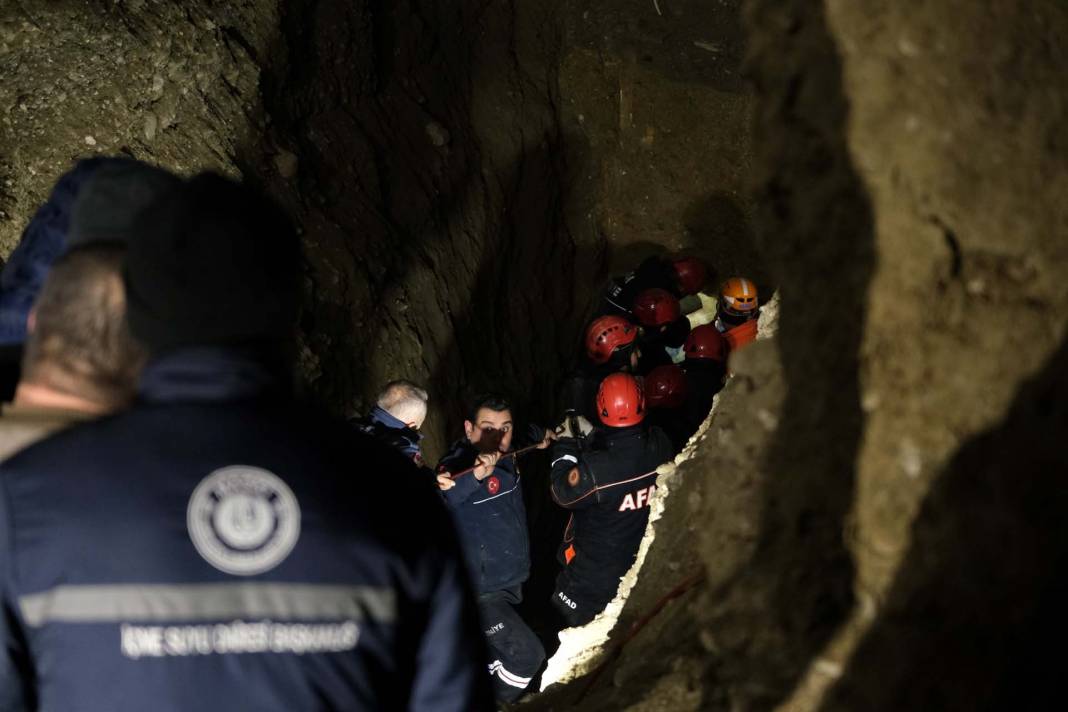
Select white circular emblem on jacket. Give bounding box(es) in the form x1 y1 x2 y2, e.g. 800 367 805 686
187 466 301 575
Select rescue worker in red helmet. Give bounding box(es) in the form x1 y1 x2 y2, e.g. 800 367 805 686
548 373 673 627
643 364 691 454
631 288 691 373
585 315 640 371
671 256 707 296
599 255 710 319
682 324 729 433
715 277 760 351
561 315 641 422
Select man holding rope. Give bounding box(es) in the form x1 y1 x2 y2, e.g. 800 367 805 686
436 394 553 703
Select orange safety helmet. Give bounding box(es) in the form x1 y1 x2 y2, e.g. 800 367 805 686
632 288 681 327
684 324 729 362
719 277 759 319
644 364 688 409
597 373 646 427
585 315 638 365
671 257 707 296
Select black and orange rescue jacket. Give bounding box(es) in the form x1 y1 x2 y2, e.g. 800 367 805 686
548 426 673 602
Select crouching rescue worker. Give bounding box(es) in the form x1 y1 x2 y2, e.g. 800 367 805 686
437 395 551 703
0 173 493 712
682 324 730 433
549 373 673 627
600 255 708 317
561 315 640 422
350 379 429 469
632 288 690 372
715 277 761 351
643 364 691 454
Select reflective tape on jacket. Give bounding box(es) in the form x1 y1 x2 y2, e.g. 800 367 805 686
18 582 397 627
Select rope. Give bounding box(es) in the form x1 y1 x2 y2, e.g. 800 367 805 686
440 442 544 480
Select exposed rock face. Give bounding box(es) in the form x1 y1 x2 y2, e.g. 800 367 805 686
801 1 1068 709
552 0 755 276
0 1 276 253
2 1 1067 710
248 0 598 456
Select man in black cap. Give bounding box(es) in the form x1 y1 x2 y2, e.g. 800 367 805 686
0 159 176 459
0 174 492 711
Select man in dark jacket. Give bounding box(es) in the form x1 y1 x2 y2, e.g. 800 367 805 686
437 395 550 703
549 373 674 627
0 174 492 712
350 379 429 468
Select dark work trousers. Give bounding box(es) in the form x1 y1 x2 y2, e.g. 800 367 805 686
551 564 615 629
479 589 545 702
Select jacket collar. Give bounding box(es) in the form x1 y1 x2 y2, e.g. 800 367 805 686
370 406 423 440
138 347 288 404
602 424 646 444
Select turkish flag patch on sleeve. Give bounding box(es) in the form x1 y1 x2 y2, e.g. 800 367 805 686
486 476 500 495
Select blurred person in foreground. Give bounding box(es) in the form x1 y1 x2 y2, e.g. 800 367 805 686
0 159 175 458
0 173 493 711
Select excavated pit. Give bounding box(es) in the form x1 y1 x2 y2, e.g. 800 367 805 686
2 1 1067 710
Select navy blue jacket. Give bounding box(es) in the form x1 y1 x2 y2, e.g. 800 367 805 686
0 349 493 712
438 440 531 597
350 406 426 468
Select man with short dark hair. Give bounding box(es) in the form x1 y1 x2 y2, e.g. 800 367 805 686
350 379 429 467
437 395 551 703
0 173 492 711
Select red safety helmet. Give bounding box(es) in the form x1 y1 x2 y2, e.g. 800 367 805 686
633 288 681 327
585 315 638 365
644 364 688 409
684 324 728 362
597 373 646 427
671 257 708 296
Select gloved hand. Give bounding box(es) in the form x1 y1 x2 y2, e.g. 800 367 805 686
555 411 593 440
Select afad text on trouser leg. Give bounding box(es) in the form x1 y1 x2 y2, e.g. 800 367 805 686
554 588 597 628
